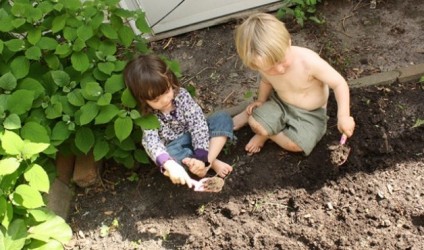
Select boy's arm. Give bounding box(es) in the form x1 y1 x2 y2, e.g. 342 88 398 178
256 77 274 102
311 55 355 136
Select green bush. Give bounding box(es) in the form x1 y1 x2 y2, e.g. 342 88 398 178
0 130 72 249
277 0 323 26
0 0 178 168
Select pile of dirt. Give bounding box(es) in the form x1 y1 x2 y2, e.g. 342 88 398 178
68 1 424 249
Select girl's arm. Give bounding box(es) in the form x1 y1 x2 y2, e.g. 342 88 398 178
142 129 172 168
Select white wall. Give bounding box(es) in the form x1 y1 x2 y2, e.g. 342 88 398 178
120 0 280 34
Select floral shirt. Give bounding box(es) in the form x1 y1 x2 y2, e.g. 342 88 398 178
141 88 209 167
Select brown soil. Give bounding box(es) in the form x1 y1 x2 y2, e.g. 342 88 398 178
68 1 424 249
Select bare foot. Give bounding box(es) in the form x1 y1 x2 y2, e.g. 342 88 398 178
245 134 267 155
210 159 233 177
233 111 249 131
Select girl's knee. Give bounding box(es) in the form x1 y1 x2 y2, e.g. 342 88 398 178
208 111 233 132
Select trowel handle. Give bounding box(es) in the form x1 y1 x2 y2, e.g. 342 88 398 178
340 134 347 145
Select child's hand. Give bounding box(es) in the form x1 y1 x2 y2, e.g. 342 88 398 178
163 160 195 188
182 158 209 178
338 116 355 137
246 101 264 115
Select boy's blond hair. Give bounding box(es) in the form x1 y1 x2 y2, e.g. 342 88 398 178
235 13 291 70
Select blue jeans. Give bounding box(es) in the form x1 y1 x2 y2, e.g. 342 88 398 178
166 111 234 164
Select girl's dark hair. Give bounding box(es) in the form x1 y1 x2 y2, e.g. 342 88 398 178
123 54 180 114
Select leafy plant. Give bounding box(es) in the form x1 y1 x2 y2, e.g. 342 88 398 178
0 130 72 249
412 118 424 128
0 0 178 169
277 0 323 27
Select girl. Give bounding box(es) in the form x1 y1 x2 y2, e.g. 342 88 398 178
124 54 234 188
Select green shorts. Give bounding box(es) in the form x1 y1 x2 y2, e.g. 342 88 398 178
252 92 327 155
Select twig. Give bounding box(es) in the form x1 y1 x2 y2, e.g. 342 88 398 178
182 67 212 84
222 89 235 103
163 37 173 49
353 0 364 12
341 14 354 32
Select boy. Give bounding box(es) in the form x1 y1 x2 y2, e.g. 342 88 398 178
233 13 355 156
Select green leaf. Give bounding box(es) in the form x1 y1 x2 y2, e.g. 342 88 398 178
12 18 25 28
18 78 45 99
77 25 94 41
75 127 95 154
71 52 90 72
26 239 63 250
21 122 50 143
98 62 115 75
7 89 34 115
28 208 55 223
95 104 119 124
4 219 27 250
114 60 127 72
135 114 160 129
63 27 77 41
104 74 124 94
3 113 21 130
13 184 45 209
67 89 85 106
79 101 99 125
51 70 70 87
165 59 182 78
45 102 62 119
0 196 13 228
0 15 14 32
93 139 109 161
25 46 42 60
118 25 135 47
134 149 149 164
24 164 50 193
22 142 49 159
90 12 104 30
54 44 71 57
129 110 141 119
50 121 71 143
44 54 60 70
135 13 151 33
0 157 21 176
10 56 30 79
27 28 42 45
412 118 424 128
1 131 24 156
98 40 117 56
0 72 17 91
37 37 58 50
28 215 72 244
82 82 103 100
51 14 67 33
97 93 112 106
100 23 118 39
5 39 25 52
121 88 137 108
72 38 86 52
114 116 133 142
43 54 60 69
62 0 81 11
